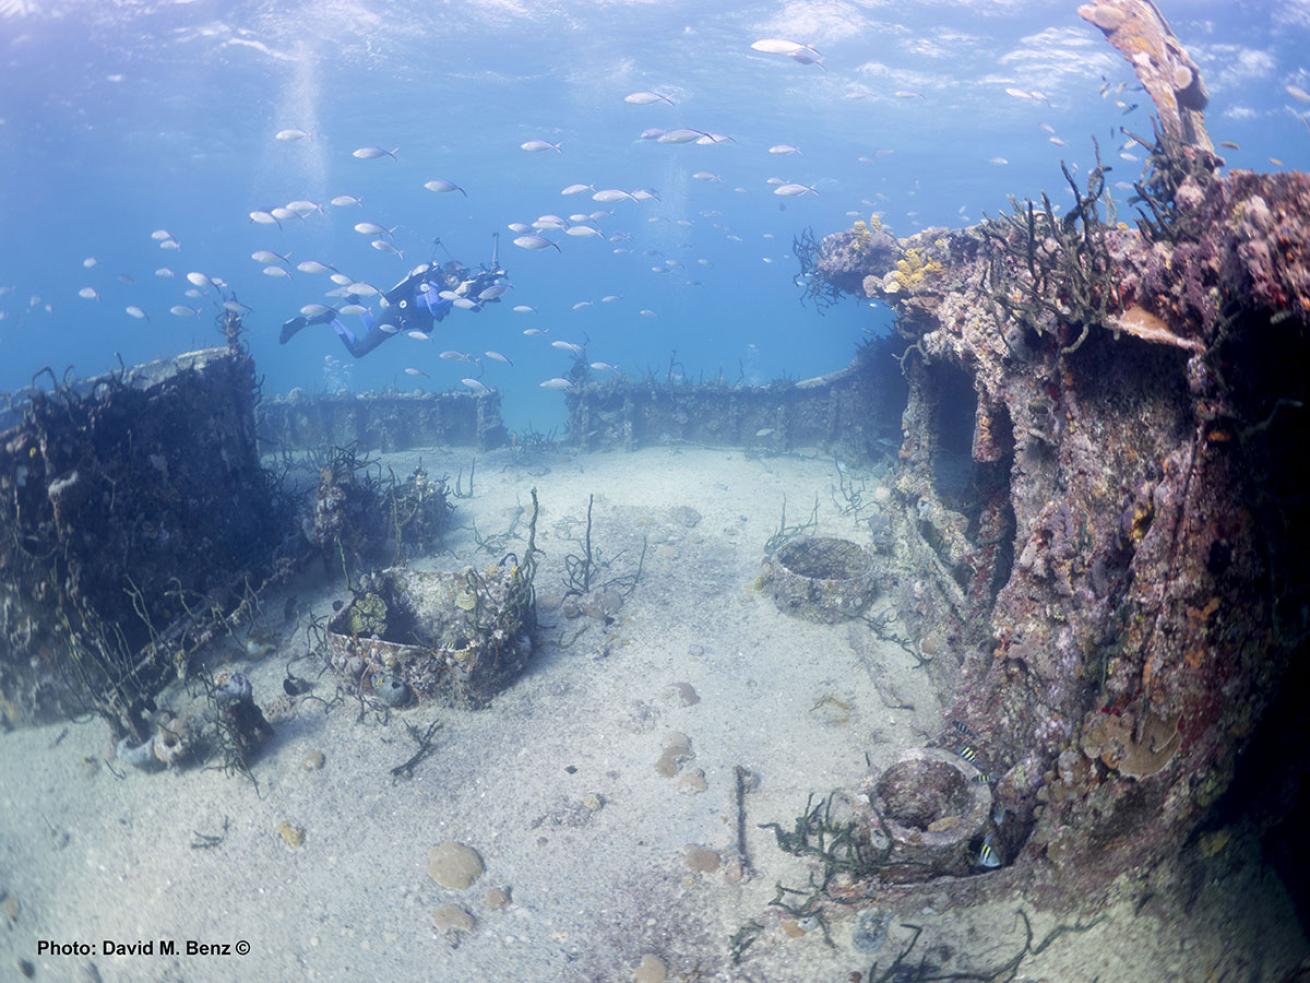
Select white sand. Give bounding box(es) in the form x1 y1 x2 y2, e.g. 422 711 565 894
1 446 1304 982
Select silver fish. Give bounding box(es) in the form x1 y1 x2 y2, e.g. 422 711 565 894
403 367 429 377
773 183 818 197
296 260 334 274
592 189 636 203
561 183 594 195
249 210 280 227
252 250 290 265
566 225 601 238
639 309 657 317
301 304 333 317
513 235 561 252
590 361 619 372
170 305 198 317
379 323 401 334
768 144 801 155
155 267 175 278
263 266 292 278
371 239 404 258
330 195 363 207
271 207 295 221
275 128 310 141
347 283 379 297
692 171 722 182
639 127 666 140
750 38 819 57
423 179 467 196
552 340 584 356
539 377 573 390
479 284 509 301
339 304 368 316
656 128 708 144
354 222 394 236
125 305 148 320
353 146 398 160
440 350 474 362
624 90 675 106
149 230 172 241
330 273 353 285
406 330 428 340
522 328 548 336
185 272 211 288
285 199 323 216
484 351 512 366
513 305 535 313
601 295 621 303
507 222 532 234
159 239 181 250
572 301 593 310
462 378 491 395
520 139 562 153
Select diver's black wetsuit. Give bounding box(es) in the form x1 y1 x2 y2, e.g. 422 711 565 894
280 250 505 358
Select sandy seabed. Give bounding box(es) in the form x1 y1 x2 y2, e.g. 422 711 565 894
1 445 1305 983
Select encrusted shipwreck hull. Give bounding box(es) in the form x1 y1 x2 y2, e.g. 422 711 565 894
813 164 1310 904
0 348 288 736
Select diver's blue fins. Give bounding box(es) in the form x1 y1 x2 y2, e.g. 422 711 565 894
332 319 357 344
358 309 375 330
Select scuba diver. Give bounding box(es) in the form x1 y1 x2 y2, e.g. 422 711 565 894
279 234 507 358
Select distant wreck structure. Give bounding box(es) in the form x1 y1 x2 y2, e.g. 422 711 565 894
562 339 907 459
802 0 1310 910
259 388 508 453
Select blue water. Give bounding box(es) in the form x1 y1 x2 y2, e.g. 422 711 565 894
1 0 1306 431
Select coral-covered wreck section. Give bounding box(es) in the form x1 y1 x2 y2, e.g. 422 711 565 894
811 143 1310 897
0 348 289 736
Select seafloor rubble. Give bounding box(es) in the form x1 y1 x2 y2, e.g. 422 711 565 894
802 5 1310 913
